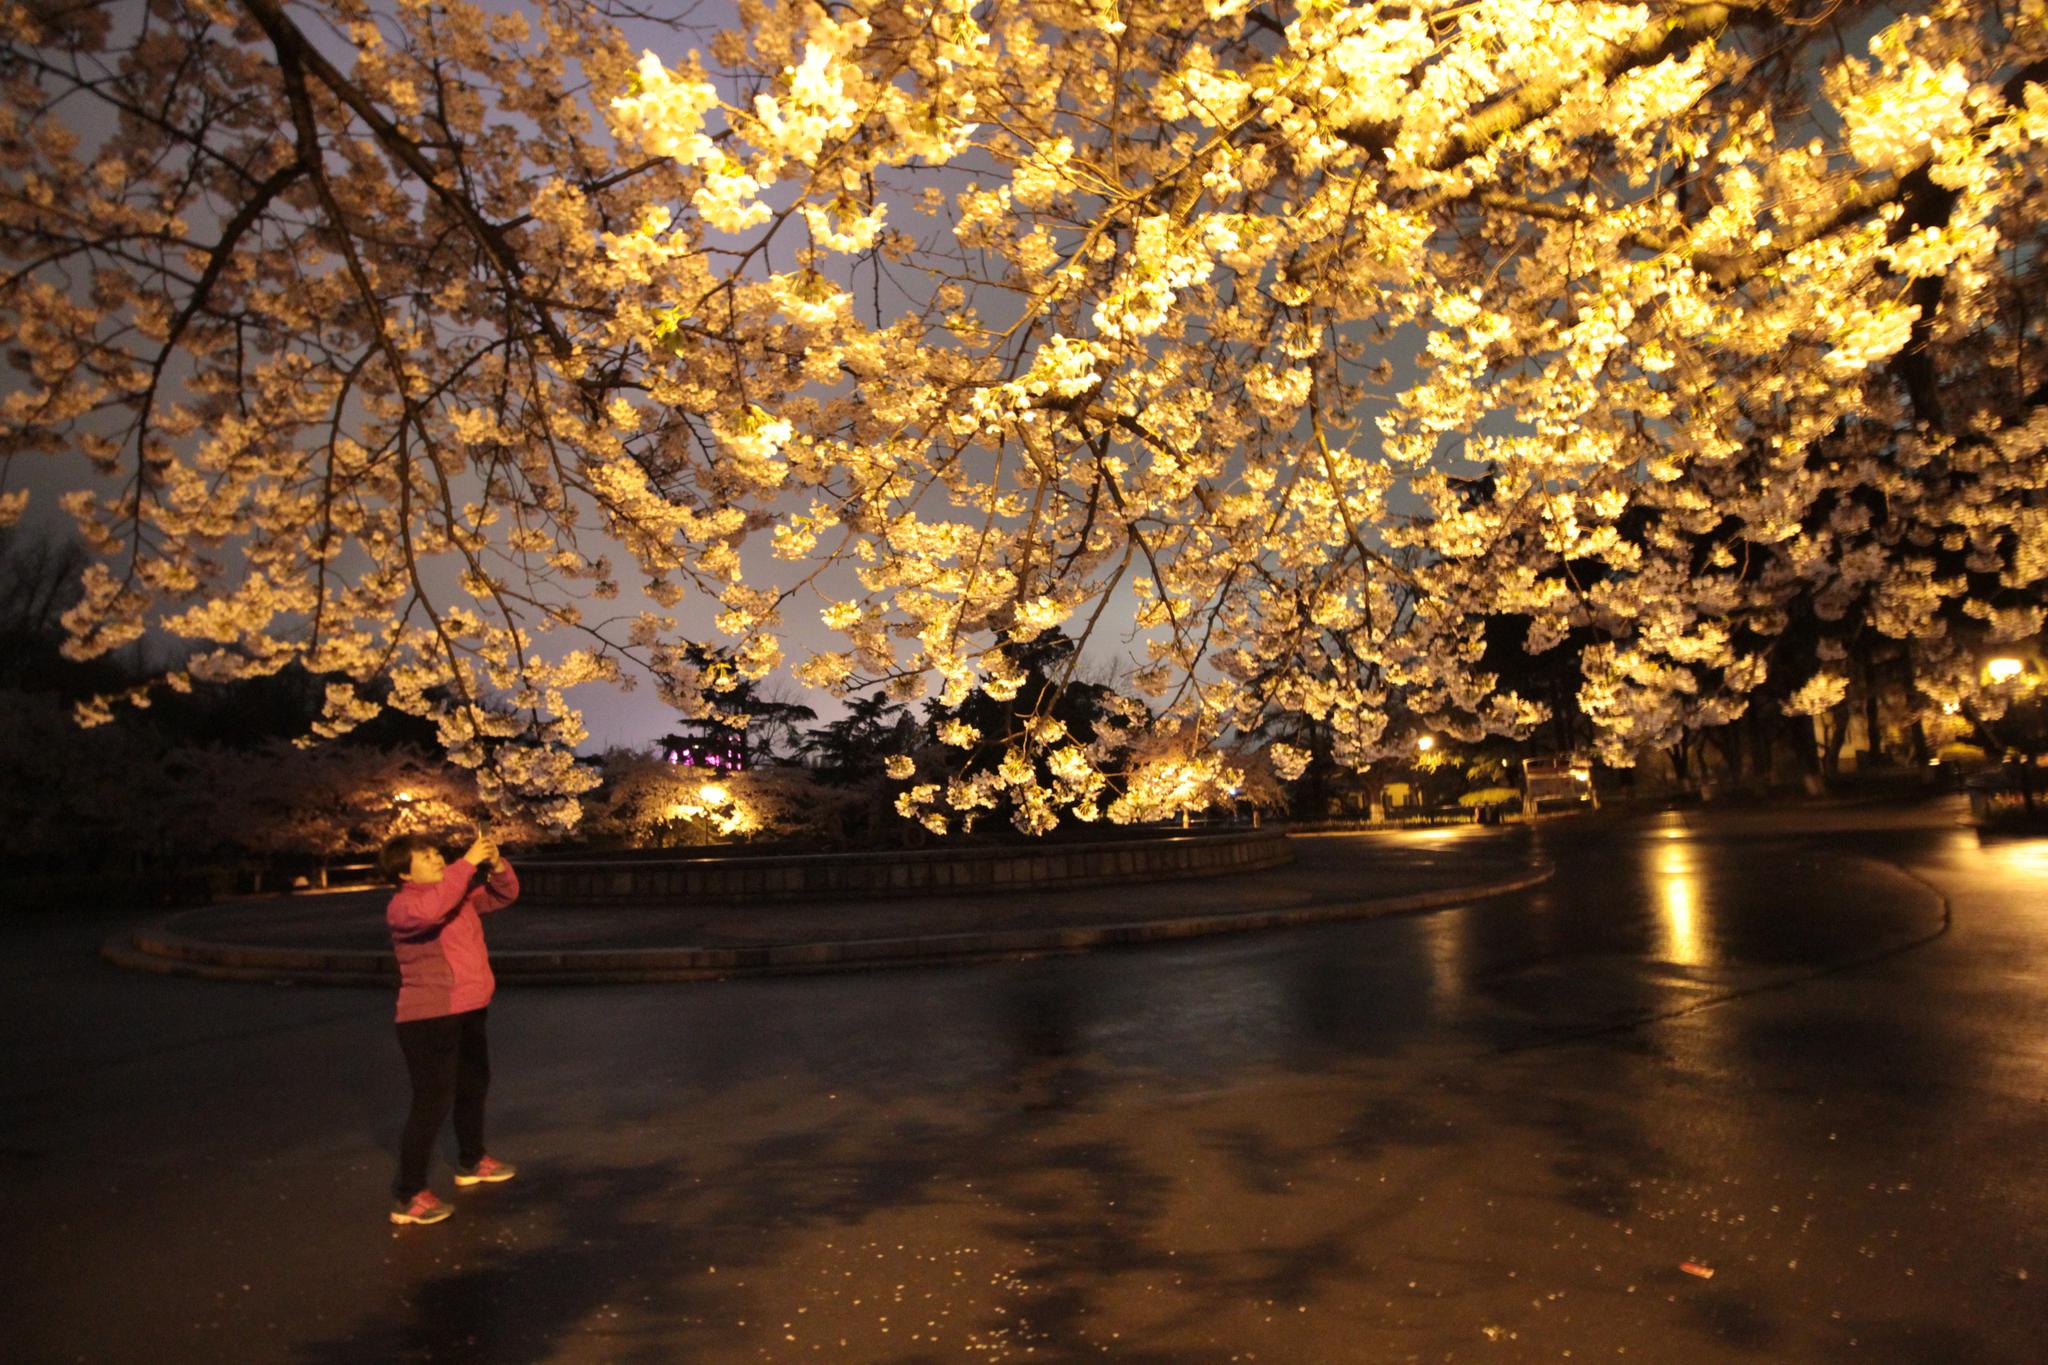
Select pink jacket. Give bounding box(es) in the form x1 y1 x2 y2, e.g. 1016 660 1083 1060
387 858 519 1022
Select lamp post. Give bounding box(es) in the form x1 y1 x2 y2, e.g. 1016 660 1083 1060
1976 648 2046 817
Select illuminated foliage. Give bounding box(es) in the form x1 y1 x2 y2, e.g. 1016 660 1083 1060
5 1 2046 828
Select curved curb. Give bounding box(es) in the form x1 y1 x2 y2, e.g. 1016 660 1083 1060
104 863 1553 986
516 828 1293 904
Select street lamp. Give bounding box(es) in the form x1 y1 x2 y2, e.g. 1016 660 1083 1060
1416 735 1436 753
1986 656 2025 684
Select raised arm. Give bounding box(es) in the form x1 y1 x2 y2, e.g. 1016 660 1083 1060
388 859 477 934
476 857 519 912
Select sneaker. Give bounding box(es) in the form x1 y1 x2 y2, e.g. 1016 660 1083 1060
454 1154 517 1186
390 1190 453 1225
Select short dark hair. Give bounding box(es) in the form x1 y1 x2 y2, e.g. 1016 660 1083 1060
379 833 438 884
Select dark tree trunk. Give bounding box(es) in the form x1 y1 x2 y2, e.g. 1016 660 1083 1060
1823 705 1850 776
1709 724 1742 788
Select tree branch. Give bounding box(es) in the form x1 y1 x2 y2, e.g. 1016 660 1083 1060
235 0 573 361
1339 3 1775 171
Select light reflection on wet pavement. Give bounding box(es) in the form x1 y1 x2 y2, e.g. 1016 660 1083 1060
4 796 2044 1362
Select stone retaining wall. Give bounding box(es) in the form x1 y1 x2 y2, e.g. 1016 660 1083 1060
514 829 1292 905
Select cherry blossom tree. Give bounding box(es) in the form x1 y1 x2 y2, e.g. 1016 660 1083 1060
6 0 2047 833
582 746 845 845
0 0 715 826
166 738 520 867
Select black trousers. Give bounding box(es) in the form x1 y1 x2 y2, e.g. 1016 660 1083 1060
393 1007 489 1200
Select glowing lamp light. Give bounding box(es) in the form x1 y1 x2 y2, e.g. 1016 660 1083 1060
1986 657 2025 684
1941 701 1961 715
699 783 729 805
1416 735 1436 753
394 790 416 804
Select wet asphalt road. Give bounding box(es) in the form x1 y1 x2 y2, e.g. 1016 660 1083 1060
2 798 2044 1363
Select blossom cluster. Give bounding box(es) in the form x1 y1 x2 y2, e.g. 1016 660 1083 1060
6 0 2047 830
